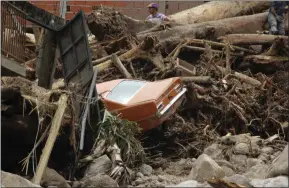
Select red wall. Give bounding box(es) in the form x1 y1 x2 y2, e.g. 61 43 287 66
30 1 204 20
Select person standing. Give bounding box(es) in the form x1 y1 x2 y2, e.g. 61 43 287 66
268 1 288 35
145 3 170 24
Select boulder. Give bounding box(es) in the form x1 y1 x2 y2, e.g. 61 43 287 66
82 174 119 187
173 180 199 187
223 174 252 187
41 168 70 188
234 143 250 155
140 164 153 176
243 164 270 180
250 176 288 187
231 154 247 167
188 154 225 182
261 147 273 154
246 158 264 168
266 145 288 178
203 144 224 159
1 171 41 187
221 166 235 176
84 155 112 179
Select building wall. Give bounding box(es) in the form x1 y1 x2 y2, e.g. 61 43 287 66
30 1 204 20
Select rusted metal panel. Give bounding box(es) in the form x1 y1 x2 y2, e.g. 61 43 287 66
1 1 26 63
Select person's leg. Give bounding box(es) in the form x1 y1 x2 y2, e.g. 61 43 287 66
268 12 278 35
277 15 285 35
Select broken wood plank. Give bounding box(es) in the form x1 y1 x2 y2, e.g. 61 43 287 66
184 46 243 56
33 94 68 185
217 65 262 86
218 34 289 45
245 55 289 63
111 54 132 79
92 51 122 66
181 76 212 84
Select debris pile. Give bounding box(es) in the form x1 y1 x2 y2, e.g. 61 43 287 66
1 1 288 188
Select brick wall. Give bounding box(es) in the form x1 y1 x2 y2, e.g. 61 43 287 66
30 1 205 20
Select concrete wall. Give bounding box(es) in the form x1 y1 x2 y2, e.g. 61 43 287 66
30 1 204 20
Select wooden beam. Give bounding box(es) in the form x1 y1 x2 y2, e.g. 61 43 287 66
33 94 68 185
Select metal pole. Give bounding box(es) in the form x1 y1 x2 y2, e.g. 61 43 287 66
59 0 67 19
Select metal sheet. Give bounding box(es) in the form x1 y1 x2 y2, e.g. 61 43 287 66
57 11 93 88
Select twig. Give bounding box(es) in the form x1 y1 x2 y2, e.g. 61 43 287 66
92 51 122 66
129 62 137 78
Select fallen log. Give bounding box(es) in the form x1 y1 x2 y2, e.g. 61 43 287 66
111 54 132 78
168 1 269 25
138 12 268 42
219 34 289 45
245 55 289 63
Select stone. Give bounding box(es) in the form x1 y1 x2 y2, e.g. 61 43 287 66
261 147 273 154
221 166 235 176
246 158 264 168
84 155 112 179
41 168 70 188
178 158 187 165
188 154 225 182
266 145 288 178
258 153 270 162
1 171 41 187
136 172 144 178
157 175 167 182
215 160 234 169
203 143 224 160
231 154 247 166
234 143 249 155
174 180 199 187
250 176 288 187
83 174 119 187
134 178 144 186
223 174 252 187
140 164 153 176
243 164 270 180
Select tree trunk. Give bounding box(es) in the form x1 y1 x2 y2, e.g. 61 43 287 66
168 1 270 25
219 34 289 45
138 12 268 42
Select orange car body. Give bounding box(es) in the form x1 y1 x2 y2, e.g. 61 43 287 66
96 77 187 132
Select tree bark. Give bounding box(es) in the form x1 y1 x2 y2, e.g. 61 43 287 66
138 12 268 42
168 1 270 25
219 34 289 45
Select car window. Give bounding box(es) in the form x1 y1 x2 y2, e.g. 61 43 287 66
106 80 146 104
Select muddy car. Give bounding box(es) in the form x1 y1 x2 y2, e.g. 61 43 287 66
96 77 187 132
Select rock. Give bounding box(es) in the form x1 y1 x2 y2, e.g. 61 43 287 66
247 158 264 168
136 172 144 178
203 144 224 160
134 178 144 186
71 181 83 188
234 143 249 155
215 160 234 169
84 155 112 179
140 164 153 176
41 168 70 188
178 158 187 165
221 166 235 176
261 147 273 154
192 158 197 163
83 174 119 187
220 134 262 146
243 164 270 180
231 154 247 167
174 180 199 187
188 154 225 182
258 153 270 162
157 175 167 182
154 167 163 175
266 145 288 178
250 176 288 187
223 174 252 187
1 171 41 187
